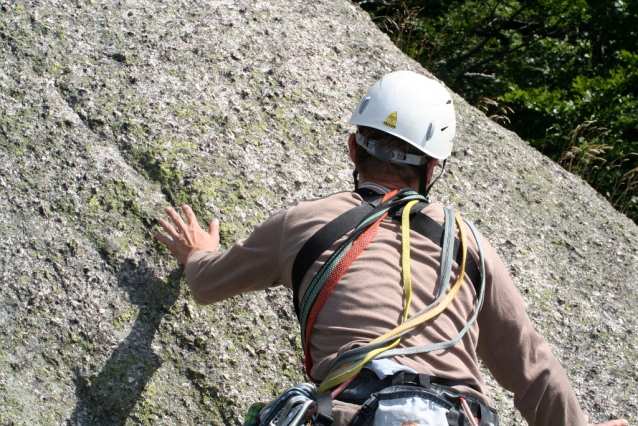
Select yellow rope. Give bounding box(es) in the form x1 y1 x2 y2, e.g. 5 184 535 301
365 210 467 344
400 200 419 322
318 200 420 393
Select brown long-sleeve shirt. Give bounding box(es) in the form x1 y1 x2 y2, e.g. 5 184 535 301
185 190 586 426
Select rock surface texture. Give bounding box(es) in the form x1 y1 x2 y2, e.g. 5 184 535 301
1 0 637 424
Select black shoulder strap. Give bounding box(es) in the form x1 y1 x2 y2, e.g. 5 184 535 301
409 212 481 295
291 192 383 318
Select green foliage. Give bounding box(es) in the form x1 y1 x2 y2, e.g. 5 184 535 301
357 0 638 221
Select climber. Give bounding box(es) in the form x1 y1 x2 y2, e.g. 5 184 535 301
154 71 628 426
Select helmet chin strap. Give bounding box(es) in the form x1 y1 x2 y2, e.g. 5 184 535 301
419 159 447 199
353 169 359 190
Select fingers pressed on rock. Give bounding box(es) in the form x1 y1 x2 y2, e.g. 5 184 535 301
182 205 199 227
158 217 180 239
209 218 219 234
166 207 188 233
154 231 173 247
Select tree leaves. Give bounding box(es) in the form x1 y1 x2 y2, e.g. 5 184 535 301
356 0 638 221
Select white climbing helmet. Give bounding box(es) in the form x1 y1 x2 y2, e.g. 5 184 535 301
348 71 456 160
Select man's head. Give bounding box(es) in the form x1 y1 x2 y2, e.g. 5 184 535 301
349 126 431 189
347 71 456 194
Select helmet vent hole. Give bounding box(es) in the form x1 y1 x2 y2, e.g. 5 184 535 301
359 97 371 114
446 100 452 104
441 126 449 131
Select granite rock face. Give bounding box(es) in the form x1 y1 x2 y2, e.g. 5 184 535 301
1 0 637 424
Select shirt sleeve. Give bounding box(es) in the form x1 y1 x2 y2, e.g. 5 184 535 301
184 208 288 305
476 238 587 426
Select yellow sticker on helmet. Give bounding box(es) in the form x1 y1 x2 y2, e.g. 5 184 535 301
383 112 397 129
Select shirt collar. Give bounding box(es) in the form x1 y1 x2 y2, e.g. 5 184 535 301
358 182 392 194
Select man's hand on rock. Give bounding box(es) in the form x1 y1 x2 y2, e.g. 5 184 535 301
155 205 219 265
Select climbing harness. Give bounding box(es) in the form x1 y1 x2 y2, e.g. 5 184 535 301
344 371 498 426
292 189 483 382
246 188 493 426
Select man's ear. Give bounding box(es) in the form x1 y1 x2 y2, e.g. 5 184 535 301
348 133 357 163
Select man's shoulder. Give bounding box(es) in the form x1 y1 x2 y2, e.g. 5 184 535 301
291 190 362 212
278 190 363 232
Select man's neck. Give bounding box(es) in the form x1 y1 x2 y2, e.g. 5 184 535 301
359 177 417 192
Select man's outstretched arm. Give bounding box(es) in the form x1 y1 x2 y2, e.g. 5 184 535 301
154 203 287 305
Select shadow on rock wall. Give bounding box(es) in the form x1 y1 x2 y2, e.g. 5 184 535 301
68 260 181 425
